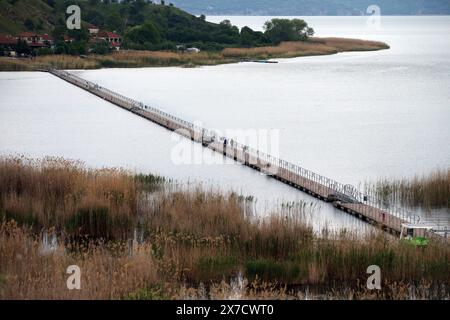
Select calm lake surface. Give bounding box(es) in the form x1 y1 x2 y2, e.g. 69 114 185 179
1 16 449 232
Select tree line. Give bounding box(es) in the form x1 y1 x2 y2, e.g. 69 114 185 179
18 0 315 55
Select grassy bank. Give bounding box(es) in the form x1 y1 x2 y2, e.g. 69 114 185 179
0 37 389 71
1 156 447 300
366 169 450 209
222 37 389 59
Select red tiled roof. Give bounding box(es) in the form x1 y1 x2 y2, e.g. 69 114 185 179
18 32 37 37
17 32 53 41
0 34 17 45
86 23 99 29
97 30 121 38
41 34 53 41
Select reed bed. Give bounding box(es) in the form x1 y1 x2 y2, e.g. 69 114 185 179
0 51 232 71
0 220 159 300
96 49 235 68
0 156 142 239
0 57 34 71
0 37 388 71
366 168 450 209
312 37 390 51
0 56 99 71
0 156 448 300
1 221 448 300
222 40 337 59
222 37 389 59
35 55 99 69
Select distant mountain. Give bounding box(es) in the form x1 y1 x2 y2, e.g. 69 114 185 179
170 0 450 16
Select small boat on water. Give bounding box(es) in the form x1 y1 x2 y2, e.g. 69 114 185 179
252 60 279 64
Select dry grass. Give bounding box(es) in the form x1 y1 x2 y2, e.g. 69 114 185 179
222 37 389 59
313 37 390 51
1 220 448 300
177 277 448 300
0 51 231 70
0 56 98 71
96 50 234 68
0 220 159 300
0 37 389 71
0 156 448 300
0 156 139 239
35 55 99 69
222 40 337 58
0 57 34 71
367 169 450 209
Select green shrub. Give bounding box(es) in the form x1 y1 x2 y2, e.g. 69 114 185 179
123 287 168 300
245 258 299 281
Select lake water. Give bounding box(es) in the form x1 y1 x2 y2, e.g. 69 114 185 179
1 16 449 232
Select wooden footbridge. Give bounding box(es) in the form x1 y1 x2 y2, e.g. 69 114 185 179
47 68 448 240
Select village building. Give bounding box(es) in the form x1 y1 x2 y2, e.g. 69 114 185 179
86 23 99 35
96 30 122 50
0 34 17 47
17 32 53 48
0 34 18 55
0 26 122 56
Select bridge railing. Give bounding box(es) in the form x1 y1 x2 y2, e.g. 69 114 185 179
50 68 417 225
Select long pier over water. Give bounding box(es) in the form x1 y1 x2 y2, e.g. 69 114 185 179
48 68 447 239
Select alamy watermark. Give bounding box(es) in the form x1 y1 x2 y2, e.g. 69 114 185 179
66 5 81 30
367 265 381 290
170 123 281 174
66 265 81 290
366 5 382 30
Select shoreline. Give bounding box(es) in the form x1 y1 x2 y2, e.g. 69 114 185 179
0 37 389 71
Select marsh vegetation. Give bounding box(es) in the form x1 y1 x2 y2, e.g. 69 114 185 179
366 169 450 209
0 156 448 299
0 37 389 71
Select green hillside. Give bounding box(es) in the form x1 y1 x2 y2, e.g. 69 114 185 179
0 0 55 34
0 0 273 50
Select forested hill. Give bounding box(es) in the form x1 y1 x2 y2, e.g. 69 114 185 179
0 0 271 50
6 0 314 52
170 0 450 16
0 0 225 35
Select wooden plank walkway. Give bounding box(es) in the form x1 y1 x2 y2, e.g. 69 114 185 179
48 68 447 241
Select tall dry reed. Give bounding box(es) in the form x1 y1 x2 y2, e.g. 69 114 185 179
0 37 388 71
367 169 450 209
0 156 141 239
0 220 159 299
0 156 448 299
222 37 389 59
